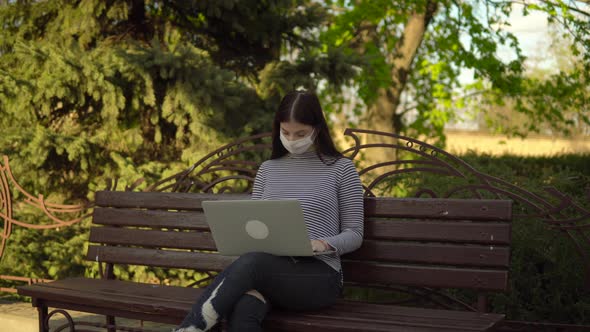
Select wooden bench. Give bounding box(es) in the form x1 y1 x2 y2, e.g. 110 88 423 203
18 190 512 332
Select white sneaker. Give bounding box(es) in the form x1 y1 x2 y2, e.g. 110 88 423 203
173 326 203 332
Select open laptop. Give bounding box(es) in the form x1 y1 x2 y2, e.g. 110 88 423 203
202 199 336 256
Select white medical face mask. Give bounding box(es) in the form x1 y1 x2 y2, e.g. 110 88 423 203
280 129 316 154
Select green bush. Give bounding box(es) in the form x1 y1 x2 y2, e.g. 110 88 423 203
347 152 590 324
459 153 590 323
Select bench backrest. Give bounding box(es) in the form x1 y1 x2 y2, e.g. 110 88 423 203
89 191 512 294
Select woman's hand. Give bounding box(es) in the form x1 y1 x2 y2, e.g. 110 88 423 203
311 239 331 252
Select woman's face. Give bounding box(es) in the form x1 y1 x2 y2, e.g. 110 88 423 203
280 121 314 141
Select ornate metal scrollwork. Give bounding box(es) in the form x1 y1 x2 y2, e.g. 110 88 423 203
45 309 75 332
1 155 91 296
0 156 90 260
144 132 272 193
45 308 164 332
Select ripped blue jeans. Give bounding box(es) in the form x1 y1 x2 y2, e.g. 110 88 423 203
176 252 342 332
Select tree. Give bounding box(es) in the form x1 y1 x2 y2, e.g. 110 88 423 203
0 0 359 282
479 24 590 136
320 0 589 149
0 0 358 201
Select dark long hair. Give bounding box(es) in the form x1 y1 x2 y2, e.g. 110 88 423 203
270 91 342 164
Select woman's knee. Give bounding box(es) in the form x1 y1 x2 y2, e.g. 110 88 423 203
226 252 281 292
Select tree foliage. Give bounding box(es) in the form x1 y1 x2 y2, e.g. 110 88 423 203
320 0 590 142
0 0 358 200
0 0 358 286
480 25 590 136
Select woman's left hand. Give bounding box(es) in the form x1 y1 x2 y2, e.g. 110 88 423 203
311 239 331 252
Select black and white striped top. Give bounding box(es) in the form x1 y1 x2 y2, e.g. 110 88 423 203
251 150 364 274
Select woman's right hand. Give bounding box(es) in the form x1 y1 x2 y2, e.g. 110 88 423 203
311 239 330 252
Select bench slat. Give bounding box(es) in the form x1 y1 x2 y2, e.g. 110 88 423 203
87 246 234 271
17 278 196 324
365 198 512 221
89 227 509 268
365 220 511 244
93 207 208 230
93 207 510 245
88 245 507 291
346 241 510 267
286 305 500 331
20 277 199 307
342 261 508 291
89 227 217 251
266 313 494 332
330 300 502 323
95 191 248 210
95 191 512 222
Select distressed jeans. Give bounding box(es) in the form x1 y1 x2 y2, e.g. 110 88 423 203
175 252 342 332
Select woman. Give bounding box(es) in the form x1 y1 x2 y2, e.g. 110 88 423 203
174 90 364 332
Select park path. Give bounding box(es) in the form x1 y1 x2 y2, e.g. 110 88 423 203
0 300 174 332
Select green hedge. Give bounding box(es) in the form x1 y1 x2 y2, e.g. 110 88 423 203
458 153 590 324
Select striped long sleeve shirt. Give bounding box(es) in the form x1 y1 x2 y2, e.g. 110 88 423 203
251 150 364 274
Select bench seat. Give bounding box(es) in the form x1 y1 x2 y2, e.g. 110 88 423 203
19 277 505 331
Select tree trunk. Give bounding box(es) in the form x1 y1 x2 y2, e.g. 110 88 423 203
129 0 150 40
360 1 438 175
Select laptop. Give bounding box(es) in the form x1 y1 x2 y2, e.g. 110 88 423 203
202 199 336 256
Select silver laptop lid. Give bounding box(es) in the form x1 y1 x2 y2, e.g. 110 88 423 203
202 200 332 257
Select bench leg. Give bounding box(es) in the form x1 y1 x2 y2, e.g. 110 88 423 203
37 303 48 332
106 315 116 332
477 293 488 312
